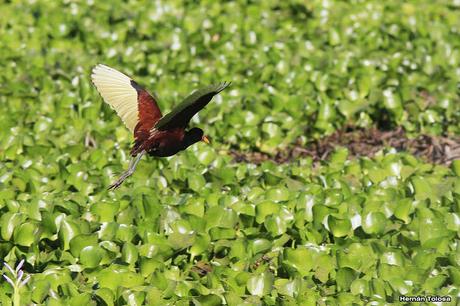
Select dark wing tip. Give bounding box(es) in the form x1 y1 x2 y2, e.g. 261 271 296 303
215 81 231 93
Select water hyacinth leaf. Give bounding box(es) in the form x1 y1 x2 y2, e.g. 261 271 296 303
31 279 51 304
266 186 290 202
327 215 352 237
14 222 40 246
324 190 344 207
389 277 411 295
314 254 335 283
227 239 246 260
231 200 255 216
116 224 136 242
246 272 274 297
121 290 145 305
394 199 413 223
96 267 144 291
367 167 390 184
350 278 370 296
263 171 284 186
250 239 272 255
42 268 73 291
189 234 211 259
209 228 235 240
180 198 205 217
296 193 315 222
452 160 460 176
1 213 24 241
98 222 118 241
188 173 206 191
140 258 163 277
69 234 98 257
336 268 357 291
193 294 222 306
144 288 166 306
283 248 314 277
361 212 387 235
255 201 280 224
382 88 402 113
262 122 282 139
197 147 217 166
411 176 433 201
122 242 139 265
69 293 94 305
213 167 236 185
446 213 460 232
59 219 82 250
337 243 376 272
91 202 120 222
168 231 196 250
413 249 437 270
264 215 287 236
312 204 331 228
329 147 349 168
448 267 460 286
274 278 300 297
422 275 447 292
205 206 238 230
95 288 115 306
381 251 405 266
80 246 104 268
418 207 450 247
27 199 42 221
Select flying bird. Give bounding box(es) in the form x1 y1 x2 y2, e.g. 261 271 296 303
91 64 230 190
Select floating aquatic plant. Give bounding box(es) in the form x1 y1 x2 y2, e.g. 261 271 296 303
2 260 31 306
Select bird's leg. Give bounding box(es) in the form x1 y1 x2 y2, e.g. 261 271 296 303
108 151 145 190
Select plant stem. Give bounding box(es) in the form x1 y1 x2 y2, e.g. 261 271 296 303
13 285 20 306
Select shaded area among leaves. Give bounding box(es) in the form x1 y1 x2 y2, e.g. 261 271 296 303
231 126 460 165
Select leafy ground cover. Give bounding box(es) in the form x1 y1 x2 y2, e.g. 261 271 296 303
1 0 460 305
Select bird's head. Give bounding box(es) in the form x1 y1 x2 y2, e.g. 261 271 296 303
184 128 210 148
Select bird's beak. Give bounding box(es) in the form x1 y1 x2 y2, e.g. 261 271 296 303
202 135 210 144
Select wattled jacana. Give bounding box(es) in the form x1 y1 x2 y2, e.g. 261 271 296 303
91 64 230 190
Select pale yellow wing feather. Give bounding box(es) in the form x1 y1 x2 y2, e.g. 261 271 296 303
91 64 139 132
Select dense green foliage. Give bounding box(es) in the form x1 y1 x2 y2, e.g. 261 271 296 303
1 0 459 305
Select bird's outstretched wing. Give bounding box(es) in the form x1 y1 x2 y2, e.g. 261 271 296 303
155 82 230 130
91 64 162 136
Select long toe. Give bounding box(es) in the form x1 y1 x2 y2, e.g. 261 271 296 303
108 178 124 190
107 182 119 190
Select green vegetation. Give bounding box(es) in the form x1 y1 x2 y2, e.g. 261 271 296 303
1 0 459 305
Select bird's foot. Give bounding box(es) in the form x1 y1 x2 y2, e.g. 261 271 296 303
107 152 144 191
107 173 129 190
107 180 123 190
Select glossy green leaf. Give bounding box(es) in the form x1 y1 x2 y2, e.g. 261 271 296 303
14 222 40 246
59 219 82 250
1 213 24 241
80 246 104 268
122 242 139 265
95 288 115 306
70 234 98 257
255 201 280 224
328 216 352 238
336 268 357 291
31 279 51 304
246 272 274 297
283 248 314 277
361 212 387 235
